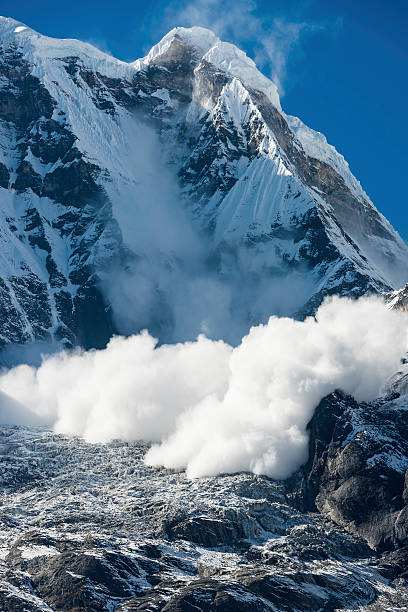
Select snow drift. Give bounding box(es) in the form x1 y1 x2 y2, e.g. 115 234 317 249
0 296 406 479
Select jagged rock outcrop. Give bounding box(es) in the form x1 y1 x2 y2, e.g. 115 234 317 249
387 283 408 312
287 390 408 554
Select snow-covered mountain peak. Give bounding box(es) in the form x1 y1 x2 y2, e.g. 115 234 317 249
140 26 220 65
0 16 33 40
135 26 281 109
0 19 281 111
0 15 133 80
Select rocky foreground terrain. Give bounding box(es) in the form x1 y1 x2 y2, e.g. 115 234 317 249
1 374 408 611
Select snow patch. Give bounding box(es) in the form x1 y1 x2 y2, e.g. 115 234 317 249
20 545 60 560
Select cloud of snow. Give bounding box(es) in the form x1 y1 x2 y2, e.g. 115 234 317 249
162 0 325 94
0 296 406 479
98 117 313 345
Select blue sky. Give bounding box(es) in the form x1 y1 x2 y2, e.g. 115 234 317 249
2 0 407 238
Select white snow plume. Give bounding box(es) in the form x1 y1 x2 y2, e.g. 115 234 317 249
99 117 313 344
98 116 210 341
163 0 324 94
98 118 231 343
0 296 406 479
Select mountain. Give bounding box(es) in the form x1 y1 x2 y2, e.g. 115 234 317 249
1 18 408 610
0 18 406 353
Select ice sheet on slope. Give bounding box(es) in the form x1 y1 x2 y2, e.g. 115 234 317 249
286 115 408 289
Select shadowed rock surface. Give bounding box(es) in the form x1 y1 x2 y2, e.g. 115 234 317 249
287 390 408 553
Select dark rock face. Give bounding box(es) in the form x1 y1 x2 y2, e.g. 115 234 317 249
288 390 408 553
119 569 376 612
0 46 121 350
168 516 245 547
26 552 143 610
0 48 55 126
0 161 9 188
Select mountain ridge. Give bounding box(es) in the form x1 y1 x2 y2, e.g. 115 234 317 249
0 17 406 354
